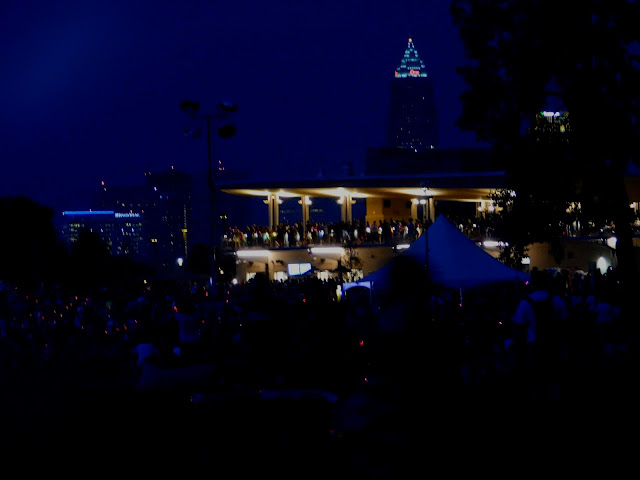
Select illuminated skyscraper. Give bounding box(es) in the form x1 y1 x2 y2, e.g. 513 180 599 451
531 110 571 144
386 38 439 151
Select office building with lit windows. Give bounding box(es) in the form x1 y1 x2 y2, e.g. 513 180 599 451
532 110 571 144
386 38 439 151
60 168 195 270
94 167 195 270
60 210 146 259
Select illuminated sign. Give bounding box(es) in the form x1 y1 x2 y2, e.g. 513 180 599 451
409 69 420 76
115 213 141 218
288 263 312 276
62 210 114 216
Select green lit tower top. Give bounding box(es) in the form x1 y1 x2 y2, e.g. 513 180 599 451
387 38 439 150
394 38 428 78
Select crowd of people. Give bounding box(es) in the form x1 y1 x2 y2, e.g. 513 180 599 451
1 256 638 473
222 218 428 250
221 213 632 251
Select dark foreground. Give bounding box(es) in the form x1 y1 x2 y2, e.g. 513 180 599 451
2 351 639 478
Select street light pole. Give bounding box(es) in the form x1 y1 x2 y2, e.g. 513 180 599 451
181 100 237 285
420 182 432 276
206 115 213 197
420 181 433 320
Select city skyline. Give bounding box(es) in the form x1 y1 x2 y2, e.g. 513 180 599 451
0 1 482 216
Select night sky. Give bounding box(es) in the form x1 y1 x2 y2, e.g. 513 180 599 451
0 0 480 216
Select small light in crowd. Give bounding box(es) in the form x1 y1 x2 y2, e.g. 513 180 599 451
521 257 531 265
596 256 609 274
310 247 345 255
231 278 238 285
236 250 271 257
483 240 509 248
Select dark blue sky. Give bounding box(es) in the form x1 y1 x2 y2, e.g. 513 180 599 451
0 0 480 214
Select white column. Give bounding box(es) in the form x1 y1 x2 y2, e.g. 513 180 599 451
265 193 280 229
346 194 354 223
273 194 280 227
300 196 311 233
411 199 418 221
340 195 347 222
428 197 435 223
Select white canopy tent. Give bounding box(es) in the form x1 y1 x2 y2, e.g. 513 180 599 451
343 214 530 294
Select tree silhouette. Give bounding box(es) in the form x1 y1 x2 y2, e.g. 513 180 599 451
451 1 640 286
68 227 113 290
185 242 213 276
0 196 67 289
65 227 156 292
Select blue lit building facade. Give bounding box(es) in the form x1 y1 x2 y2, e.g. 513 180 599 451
386 38 439 151
94 167 195 270
60 210 146 259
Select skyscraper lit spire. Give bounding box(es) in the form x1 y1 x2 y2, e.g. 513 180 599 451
387 37 438 150
394 38 428 78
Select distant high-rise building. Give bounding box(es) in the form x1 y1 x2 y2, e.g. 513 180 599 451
60 210 146 259
94 167 194 269
143 168 193 268
531 110 571 144
386 38 439 151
